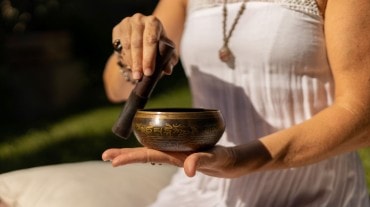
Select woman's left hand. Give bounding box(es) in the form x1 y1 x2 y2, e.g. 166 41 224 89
102 146 240 178
102 140 272 178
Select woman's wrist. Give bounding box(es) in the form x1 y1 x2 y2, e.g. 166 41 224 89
229 140 274 176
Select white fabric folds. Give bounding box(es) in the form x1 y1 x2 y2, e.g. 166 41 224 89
150 1 370 206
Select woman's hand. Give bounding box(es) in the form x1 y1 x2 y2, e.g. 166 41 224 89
113 13 179 81
104 1 186 102
102 146 235 178
102 141 273 178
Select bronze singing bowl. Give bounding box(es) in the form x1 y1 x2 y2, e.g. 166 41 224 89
132 108 225 152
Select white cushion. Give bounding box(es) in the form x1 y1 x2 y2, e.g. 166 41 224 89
0 161 177 207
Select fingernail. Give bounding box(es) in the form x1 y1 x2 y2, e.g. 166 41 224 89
133 71 142 79
144 68 153 76
102 158 111 162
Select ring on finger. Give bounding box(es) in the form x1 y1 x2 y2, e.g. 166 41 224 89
112 39 122 52
150 163 162 166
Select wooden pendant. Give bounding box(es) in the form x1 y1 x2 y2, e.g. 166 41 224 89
219 45 232 62
218 45 235 69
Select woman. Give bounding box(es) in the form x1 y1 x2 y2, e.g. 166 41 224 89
102 0 370 206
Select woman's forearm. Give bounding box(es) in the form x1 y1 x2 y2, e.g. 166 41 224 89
103 54 135 102
258 0 370 170
258 102 370 170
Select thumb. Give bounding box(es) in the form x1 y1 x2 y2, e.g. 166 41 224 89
183 154 199 177
183 152 213 177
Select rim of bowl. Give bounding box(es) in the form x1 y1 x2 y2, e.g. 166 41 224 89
136 108 220 114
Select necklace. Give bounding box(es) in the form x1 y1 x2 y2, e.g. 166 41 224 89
219 0 246 69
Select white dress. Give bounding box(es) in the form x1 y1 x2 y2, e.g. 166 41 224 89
151 0 370 206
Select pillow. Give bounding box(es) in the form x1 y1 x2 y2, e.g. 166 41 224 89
0 161 177 207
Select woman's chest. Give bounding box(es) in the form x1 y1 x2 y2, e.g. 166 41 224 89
181 2 328 73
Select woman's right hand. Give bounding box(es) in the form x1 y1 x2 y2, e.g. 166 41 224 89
112 13 179 81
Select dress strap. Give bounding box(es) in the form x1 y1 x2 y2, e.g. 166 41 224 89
280 0 320 16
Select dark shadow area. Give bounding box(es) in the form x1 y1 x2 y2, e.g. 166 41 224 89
0 0 187 138
0 0 189 172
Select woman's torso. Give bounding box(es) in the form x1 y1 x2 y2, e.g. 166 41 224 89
181 0 332 141
151 1 369 206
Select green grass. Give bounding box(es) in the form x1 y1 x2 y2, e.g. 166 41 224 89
1 83 370 192
359 149 370 188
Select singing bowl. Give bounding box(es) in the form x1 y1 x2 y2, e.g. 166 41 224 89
132 108 225 152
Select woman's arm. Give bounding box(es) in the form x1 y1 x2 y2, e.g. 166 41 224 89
103 0 370 178
103 54 133 102
182 0 370 177
257 0 370 169
153 0 187 55
103 0 187 102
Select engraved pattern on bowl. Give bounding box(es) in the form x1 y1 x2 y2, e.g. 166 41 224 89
132 108 225 151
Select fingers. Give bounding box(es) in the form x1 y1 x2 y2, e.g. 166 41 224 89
142 16 161 76
183 152 214 177
102 147 187 167
113 18 132 67
162 52 178 75
103 146 237 178
111 148 150 166
130 14 145 79
183 153 199 177
102 148 148 165
183 146 238 178
101 148 122 161
112 13 167 80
